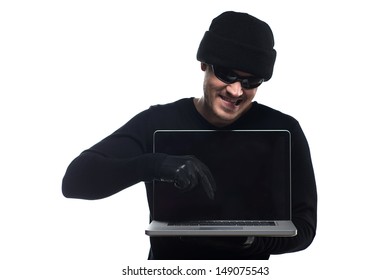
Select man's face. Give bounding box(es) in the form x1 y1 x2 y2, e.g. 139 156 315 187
196 63 259 127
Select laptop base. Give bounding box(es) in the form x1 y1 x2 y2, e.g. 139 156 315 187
145 220 297 237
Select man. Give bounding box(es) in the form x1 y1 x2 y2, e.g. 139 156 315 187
62 11 317 259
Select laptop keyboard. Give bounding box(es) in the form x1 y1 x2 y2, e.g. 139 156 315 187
168 221 276 226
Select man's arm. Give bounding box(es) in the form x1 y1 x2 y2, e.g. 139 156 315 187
62 148 167 199
62 132 216 200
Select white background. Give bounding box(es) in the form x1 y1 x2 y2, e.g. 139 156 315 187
1 0 389 279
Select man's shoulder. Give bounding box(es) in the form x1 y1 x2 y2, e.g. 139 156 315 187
249 102 299 129
132 98 195 129
113 98 195 138
131 98 192 122
149 98 193 112
251 102 298 123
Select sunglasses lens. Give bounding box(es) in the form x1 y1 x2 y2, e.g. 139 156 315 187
213 66 237 83
245 78 265 89
212 65 264 89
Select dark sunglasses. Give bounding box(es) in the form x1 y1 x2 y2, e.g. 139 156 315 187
211 65 264 89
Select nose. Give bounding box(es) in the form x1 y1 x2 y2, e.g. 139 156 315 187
226 81 243 97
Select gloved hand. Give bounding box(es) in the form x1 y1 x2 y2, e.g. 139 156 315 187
156 155 216 199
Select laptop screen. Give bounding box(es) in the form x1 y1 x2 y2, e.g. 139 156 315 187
152 130 291 221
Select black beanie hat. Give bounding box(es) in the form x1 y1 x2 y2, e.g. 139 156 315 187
197 11 277 81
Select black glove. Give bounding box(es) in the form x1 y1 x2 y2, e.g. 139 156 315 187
157 155 216 199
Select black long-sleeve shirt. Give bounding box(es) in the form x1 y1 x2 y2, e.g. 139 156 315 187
62 98 317 259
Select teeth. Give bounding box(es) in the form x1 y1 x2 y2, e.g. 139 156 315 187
221 95 241 105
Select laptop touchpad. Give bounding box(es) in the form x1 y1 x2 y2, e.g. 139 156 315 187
199 226 244 230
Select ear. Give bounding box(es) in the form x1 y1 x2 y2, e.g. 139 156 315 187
201 62 207 71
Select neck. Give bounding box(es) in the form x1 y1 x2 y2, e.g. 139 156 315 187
193 97 234 128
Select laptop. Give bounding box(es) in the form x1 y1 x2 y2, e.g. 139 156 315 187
145 130 297 237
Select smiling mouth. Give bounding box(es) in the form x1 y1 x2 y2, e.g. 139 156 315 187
219 95 243 106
